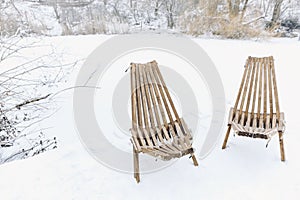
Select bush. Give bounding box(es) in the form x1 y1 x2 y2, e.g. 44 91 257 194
180 13 263 39
216 19 262 39
281 17 300 31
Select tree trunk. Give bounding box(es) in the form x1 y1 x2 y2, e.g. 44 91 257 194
270 0 284 28
165 1 175 29
154 0 160 17
167 10 174 29
240 0 249 21
227 0 240 19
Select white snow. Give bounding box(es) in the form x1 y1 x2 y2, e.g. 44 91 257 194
0 35 300 200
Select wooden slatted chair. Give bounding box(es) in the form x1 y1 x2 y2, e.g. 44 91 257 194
130 60 198 183
222 56 286 161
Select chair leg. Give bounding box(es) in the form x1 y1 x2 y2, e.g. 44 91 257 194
191 154 198 166
222 125 232 149
278 132 285 162
133 147 140 183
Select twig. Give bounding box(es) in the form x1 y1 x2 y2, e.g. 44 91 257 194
15 94 51 110
243 16 265 25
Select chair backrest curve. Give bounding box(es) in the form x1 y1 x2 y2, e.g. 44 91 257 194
130 60 188 147
232 56 281 125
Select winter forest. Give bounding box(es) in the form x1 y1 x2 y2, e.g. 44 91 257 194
1 0 300 38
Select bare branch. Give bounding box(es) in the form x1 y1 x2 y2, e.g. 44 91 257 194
15 94 51 110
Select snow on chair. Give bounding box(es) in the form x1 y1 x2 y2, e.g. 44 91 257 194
222 56 286 161
130 60 198 183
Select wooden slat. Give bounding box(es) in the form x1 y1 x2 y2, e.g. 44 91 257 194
133 146 140 182
140 65 156 147
135 65 147 147
130 64 142 151
245 112 251 130
233 57 250 113
149 148 172 159
257 59 263 120
266 115 270 129
131 130 141 152
163 141 181 152
272 114 277 129
252 113 258 129
168 124 186 150
135 64 143 128
154 145 180 157
267 57 274 123
155 127 165 143
137 127 146 147
270 56 281 119
175 122 191 148
245 57 257 120
131 63 138 130
180 118 193 139
138 64 153 148
135 65 149 147
159 144 180 155
263 57 268 123
141 64 156 129
279 112 284 131
238 57 253 121
259 113 264 129
138 64 149 129
228 107 234 124
250 58 260 122
164 140 182 152
161 125 171 141
234 110 240 123
148 128 159 146
240 112 245 126
142 128 154 149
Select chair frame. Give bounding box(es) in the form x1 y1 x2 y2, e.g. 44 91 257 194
221 56 285 161
130 61 198 183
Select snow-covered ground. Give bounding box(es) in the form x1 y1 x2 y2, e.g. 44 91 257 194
0 35 299 200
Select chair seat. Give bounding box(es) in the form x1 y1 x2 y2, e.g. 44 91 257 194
228 108 285 139
131 118 194 160
148 145 194 160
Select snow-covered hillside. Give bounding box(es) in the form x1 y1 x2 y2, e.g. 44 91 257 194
0 35 299 200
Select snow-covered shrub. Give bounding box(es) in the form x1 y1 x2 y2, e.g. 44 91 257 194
281 16 300 31
216 18 263 39
0 36 77 164
179 7 264 39
0 15 20 36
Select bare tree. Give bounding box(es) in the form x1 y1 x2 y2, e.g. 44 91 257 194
240 0 250 21
270 0 284 28
164 0 176 29
154 0 163 18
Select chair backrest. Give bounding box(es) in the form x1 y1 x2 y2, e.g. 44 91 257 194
130 60 188 149
231 56 281 125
